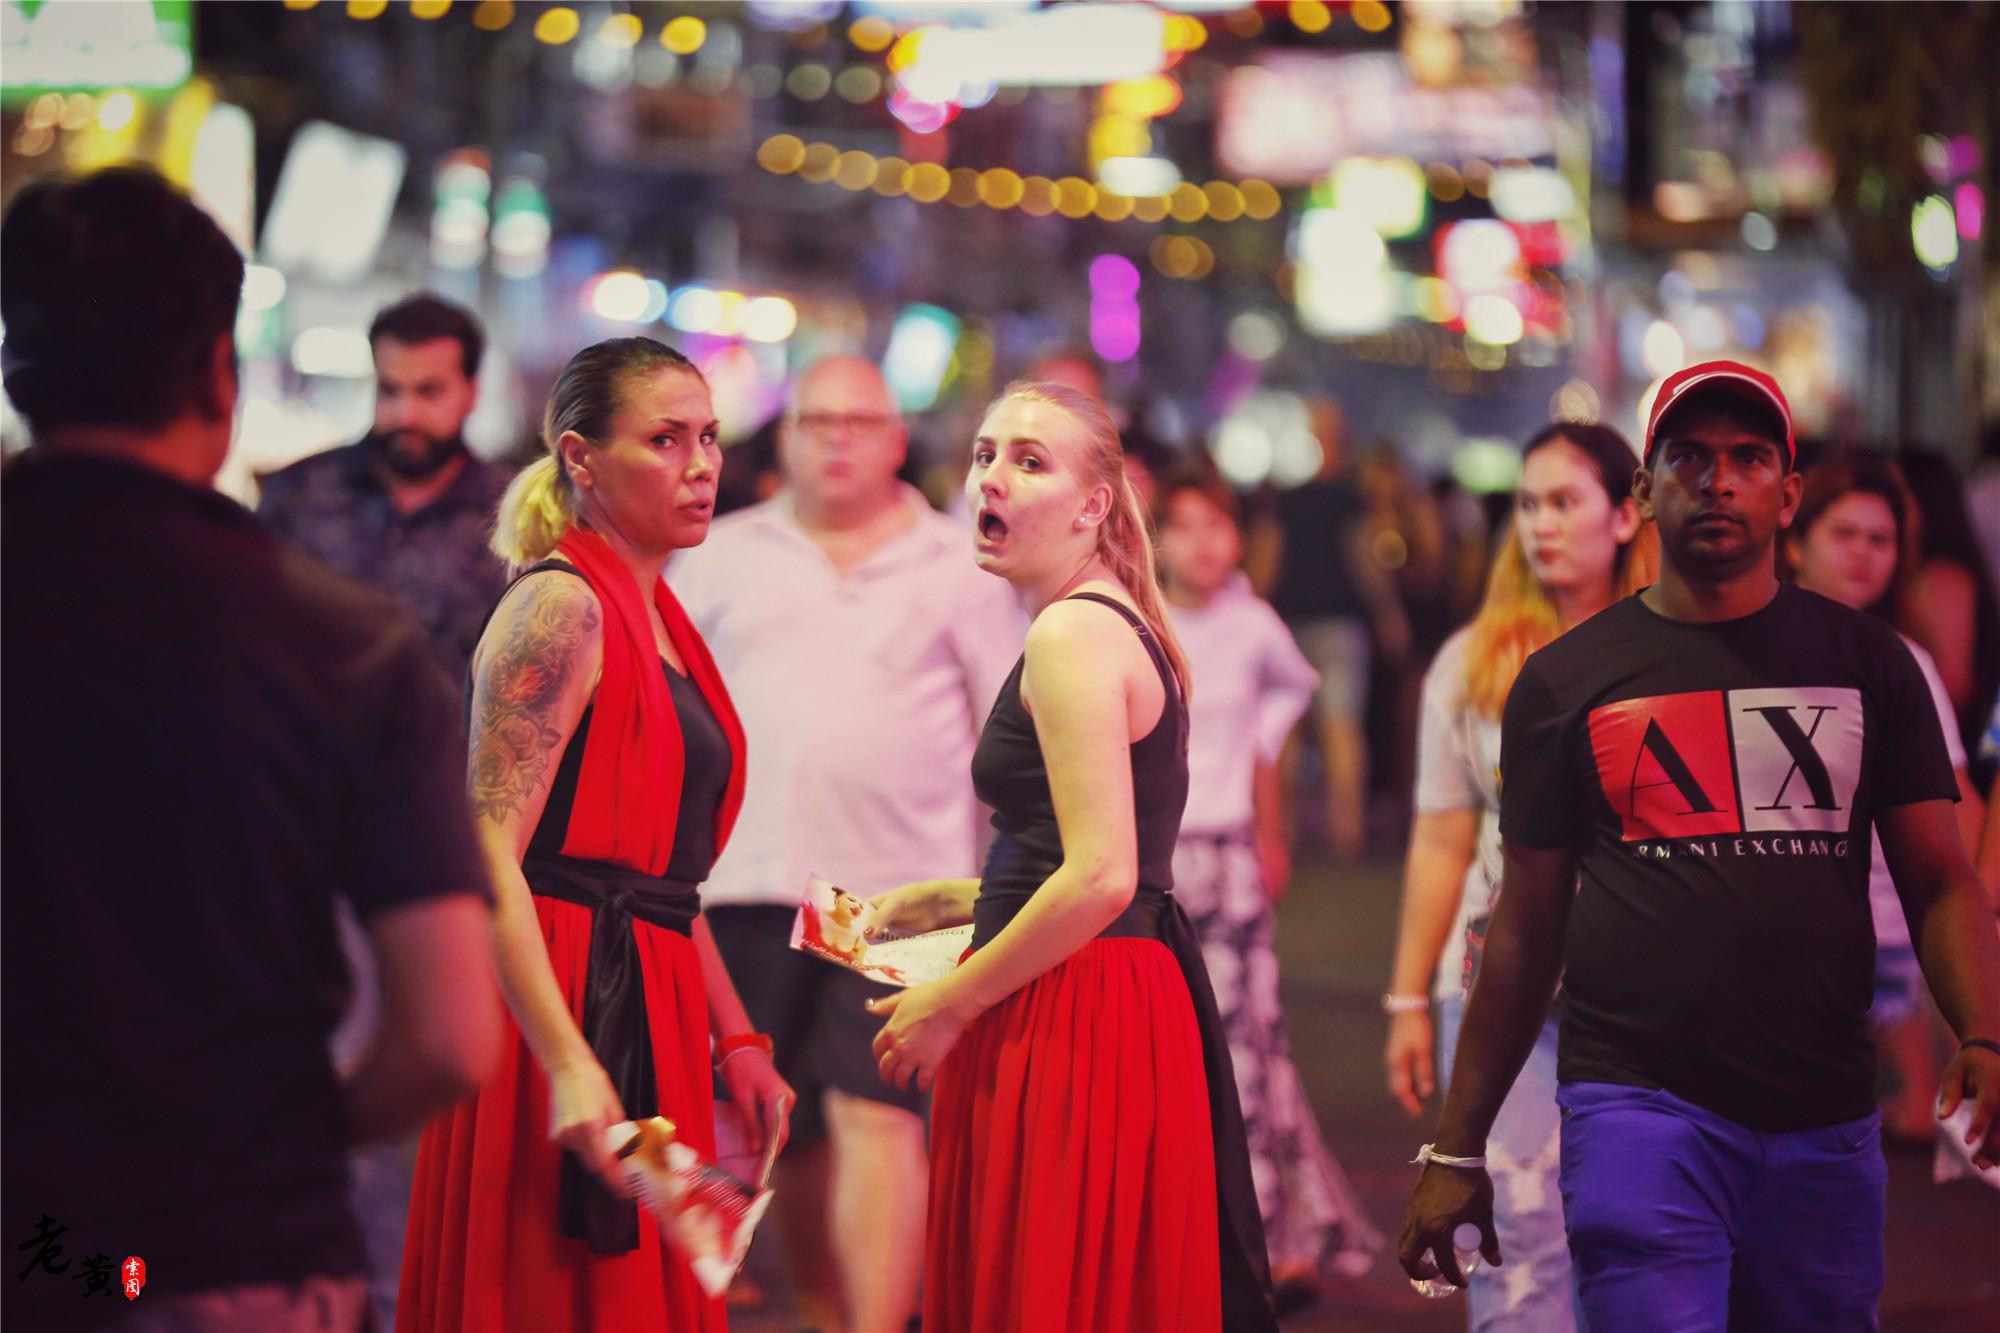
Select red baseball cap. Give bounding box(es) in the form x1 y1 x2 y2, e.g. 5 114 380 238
1643 359 1795 469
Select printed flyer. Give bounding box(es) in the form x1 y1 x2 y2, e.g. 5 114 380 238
611 1117 771 1297
789 873 971 989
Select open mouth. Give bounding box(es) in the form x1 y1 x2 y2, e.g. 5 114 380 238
978 509 1009 542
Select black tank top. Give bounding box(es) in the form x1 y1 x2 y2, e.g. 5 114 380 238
500 562 732 884
970 592 1188 905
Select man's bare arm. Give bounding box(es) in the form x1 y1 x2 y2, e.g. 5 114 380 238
1976 780 2000 902
343 896 501 1144
1879 798 2000 1165
1880 798 2000 1048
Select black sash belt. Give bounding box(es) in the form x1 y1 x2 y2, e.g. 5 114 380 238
523 851 699 1255
969 888 1279 1332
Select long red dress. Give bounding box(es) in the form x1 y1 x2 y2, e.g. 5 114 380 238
399 534 749 1331
398 899 722 1330
925 593 1274 1332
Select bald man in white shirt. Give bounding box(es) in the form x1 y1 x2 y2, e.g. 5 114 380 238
671 356 1020 1333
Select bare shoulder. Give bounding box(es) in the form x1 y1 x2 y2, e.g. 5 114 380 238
481 569 603 672
1024 595 1150 710
1026 594 1140 656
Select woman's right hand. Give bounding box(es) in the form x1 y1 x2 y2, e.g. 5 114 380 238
865 879 977 937
1385 1009 1437 1119
547 1058 628 1191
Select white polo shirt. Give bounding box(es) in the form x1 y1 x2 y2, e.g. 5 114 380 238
1412 627 1503 1000
1869 635 1964 948
668 486 1025 906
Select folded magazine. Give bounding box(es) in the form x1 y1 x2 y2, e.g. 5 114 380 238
610 1117 772 1297
788 873 971 989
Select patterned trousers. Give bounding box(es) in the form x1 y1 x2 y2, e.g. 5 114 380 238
1172 833 1383 1274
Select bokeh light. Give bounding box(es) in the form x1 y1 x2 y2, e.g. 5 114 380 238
1640 318 1687 377
1463 294 1524 346
848 16 894 53
757 134 806 174
834 150 877 191
742 296 798 343
1912 194 1959 269
589 271 652 322
669 286 722 334
661 17 707 56
533 6 580 45
1288 1 1332 36
1353 0 1392 33
95 92 138 131
787 63 833 100
597 14 642 48
835 66 883 103
907 163 950 203
979 169 1026 209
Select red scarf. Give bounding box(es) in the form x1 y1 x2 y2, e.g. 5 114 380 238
554 530 746 877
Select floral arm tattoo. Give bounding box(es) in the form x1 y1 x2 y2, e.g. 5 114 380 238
468 576 600 824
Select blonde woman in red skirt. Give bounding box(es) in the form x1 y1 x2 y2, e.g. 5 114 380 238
868 382 1276 1332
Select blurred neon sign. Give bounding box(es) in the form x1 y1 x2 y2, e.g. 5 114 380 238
1218 53 1555 185
2 0 193 101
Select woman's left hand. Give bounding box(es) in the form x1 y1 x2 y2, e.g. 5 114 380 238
868 982 975 1093
718 1047 795 1158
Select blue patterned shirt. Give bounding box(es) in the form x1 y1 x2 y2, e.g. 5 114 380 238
257 443 514 684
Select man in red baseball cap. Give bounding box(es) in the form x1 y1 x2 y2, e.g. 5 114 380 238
1400 357 2000 1330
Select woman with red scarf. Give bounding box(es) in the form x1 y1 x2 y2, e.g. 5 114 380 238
399 338 792 1331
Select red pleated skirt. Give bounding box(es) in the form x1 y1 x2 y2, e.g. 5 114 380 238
925 936 1222 1332
397 897 724 1332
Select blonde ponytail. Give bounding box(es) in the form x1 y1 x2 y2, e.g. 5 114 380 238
491 454 575 571
992 379 1193 704
1099 469 1192 703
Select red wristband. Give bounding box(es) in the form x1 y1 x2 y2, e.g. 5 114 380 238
717 1032 774 1061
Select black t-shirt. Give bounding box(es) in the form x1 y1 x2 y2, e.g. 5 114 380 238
1269 478 1367 621
1 452 487 1309
1499 583 1956 1131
